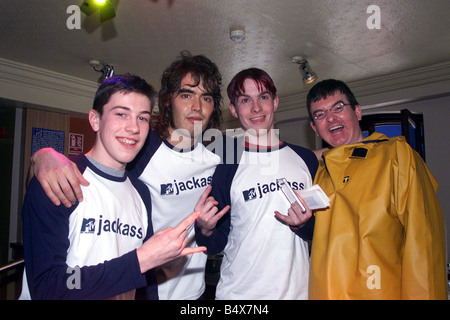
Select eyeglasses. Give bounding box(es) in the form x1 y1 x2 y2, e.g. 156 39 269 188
312 102 352 120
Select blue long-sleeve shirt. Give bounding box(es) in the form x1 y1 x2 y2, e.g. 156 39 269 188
20 155 157 300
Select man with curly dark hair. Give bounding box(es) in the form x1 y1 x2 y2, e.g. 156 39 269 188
154 50 222 144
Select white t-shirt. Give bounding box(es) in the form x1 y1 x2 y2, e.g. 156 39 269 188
196 140 318 299
128 131 221 299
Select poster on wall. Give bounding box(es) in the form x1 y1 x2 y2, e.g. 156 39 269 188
69 133 84 155
31 127 64 156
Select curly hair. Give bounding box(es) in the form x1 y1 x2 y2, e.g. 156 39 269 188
153 51 223 140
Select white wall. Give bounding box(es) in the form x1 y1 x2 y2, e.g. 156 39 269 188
275 119 316 149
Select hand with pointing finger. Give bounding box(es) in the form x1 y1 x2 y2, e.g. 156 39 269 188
195 185 230 236
136 211 206 274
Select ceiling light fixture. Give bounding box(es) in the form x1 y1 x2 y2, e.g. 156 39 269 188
89 60 114 84
230 29 246 42
80 0 116 22
291 56 318 84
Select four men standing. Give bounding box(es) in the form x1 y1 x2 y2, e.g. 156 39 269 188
23 53 447 300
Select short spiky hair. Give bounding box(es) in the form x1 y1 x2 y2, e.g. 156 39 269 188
306 79 359 121
154 51 223 140
227 68 277 107
93 74 156 115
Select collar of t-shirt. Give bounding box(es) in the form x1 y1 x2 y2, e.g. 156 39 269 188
85 155 126 178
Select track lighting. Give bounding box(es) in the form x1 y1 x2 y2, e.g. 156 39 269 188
89 60 114 84
291 56 318 84
97 64 114 84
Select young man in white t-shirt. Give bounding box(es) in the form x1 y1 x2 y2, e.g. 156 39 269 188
20 74 206 300
195 68 318 299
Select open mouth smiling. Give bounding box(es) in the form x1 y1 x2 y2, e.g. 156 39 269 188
250 115 265 123
329 125 344 133
118 137 137 145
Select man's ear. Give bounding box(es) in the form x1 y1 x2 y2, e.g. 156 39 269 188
89 109 100 132
273 95 279 112
355 104 362 121
310 120 318 136
229 103 239 119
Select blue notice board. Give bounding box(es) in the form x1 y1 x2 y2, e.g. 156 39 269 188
31 127 65 156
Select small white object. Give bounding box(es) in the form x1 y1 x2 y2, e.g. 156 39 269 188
291 56 305 64
230 29 246 42
89 59 101 68
277 178 331 212
297 185 330 210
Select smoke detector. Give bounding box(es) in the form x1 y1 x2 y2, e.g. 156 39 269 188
230 29 246 42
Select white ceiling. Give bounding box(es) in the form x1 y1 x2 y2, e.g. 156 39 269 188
1 0 450 108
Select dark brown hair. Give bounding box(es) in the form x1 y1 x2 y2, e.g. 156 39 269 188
306 79 359 121
93 74 156 115
154 51 223 140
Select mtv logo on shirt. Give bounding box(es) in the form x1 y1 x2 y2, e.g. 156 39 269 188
161 183 174 195
243 188 258 202
80 218 96 233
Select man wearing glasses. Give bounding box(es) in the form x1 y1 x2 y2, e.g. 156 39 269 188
305 79 447 299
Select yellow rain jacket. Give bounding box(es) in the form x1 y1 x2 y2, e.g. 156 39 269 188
309 132 447 300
